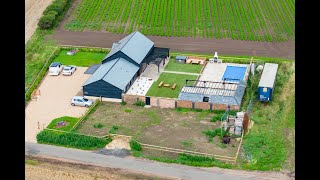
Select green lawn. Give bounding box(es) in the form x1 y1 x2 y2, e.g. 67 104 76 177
146 73 198 98
165 58 202 73
53 50 106 67
46 116 79 131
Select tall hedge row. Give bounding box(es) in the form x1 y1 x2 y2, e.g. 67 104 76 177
38 0 72 29
37 130 111 150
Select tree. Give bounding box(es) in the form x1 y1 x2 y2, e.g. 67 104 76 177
38 14 56 29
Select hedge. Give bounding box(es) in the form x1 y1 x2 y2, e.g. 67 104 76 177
38 0 73 29
37 130 111 150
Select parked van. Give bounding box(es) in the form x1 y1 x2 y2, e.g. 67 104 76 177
49 62 63 76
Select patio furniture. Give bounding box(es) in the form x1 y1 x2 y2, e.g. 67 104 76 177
158 81 163 87
163 84 170 87
171 83 177 90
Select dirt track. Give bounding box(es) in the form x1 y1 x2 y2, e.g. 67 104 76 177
51 30 295 59
25 0 53 44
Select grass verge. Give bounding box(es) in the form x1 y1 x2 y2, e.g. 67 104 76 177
53 50 107 67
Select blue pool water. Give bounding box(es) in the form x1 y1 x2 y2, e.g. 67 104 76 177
222 66 247 82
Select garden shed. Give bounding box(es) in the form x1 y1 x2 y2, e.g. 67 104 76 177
175 55 187 64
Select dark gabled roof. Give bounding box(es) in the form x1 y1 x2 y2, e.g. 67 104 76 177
103 31 154 65
83 58 139 90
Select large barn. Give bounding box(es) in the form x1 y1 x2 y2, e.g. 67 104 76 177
83 31 168 99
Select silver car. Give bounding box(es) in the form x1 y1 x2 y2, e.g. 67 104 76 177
62 65 77 76
71 96 93 107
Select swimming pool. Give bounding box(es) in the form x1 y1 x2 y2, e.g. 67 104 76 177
222 66 247 82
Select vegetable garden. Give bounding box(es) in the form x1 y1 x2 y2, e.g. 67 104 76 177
64 0 295 42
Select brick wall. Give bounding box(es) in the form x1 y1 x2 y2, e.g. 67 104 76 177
158 98 175 108
194 102 210 110
150 97 158 106
122 94 145 104
176 100 193 108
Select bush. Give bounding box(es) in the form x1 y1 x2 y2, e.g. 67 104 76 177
108 126 119 134
130 140 142 151
38 14 56 29
203 128 227 141
211 113 223 122
93 123 103 128
124 108 132 113
120 100 127 106
135 100 145 107
44 0 68 15
36 130 111 150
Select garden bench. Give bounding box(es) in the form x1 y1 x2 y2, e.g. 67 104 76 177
158 81 163 87
164 84 170 87
171 83 177 90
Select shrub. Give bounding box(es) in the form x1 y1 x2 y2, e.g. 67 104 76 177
120 100 127 106
135 100 145 107
109 126 119 134
38 14 56 29
211 113 223 122
93 123 103 128
36 130 110 150
124 108 132 113
130 140 142 151
44 0 68 15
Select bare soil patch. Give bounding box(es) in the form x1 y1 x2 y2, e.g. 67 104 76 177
26 155 175 180
51 30 295 59
76 102 239 157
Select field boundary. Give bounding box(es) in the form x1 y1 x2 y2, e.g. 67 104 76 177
70 98 101 131
25 47 60 96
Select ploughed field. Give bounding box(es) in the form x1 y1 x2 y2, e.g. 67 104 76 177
64 0 295 42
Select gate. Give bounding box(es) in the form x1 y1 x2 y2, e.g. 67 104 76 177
145 96 150 105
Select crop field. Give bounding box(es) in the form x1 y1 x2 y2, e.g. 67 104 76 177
64 0 295 42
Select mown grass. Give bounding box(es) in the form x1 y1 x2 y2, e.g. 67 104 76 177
46 116 79 131
146 73 198 98
164 58 202 73
53 50 106 67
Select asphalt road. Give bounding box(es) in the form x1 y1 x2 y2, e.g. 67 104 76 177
25 142 290 180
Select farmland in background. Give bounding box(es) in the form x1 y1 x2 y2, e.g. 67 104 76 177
64 0 295 42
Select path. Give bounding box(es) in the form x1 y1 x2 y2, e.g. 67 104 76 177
25 142 292 180
25 0 53 44
163 70 201 76
51 30 295 59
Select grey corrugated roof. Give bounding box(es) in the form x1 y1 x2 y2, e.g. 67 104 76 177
103 31 154 65
83 59 118 86
102 58 139 90
258 63 278 88
84 64 101 74
83 58 139 90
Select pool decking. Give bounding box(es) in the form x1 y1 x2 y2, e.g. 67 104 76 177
198 63 248 82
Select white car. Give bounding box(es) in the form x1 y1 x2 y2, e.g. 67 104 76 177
71 96 93 107
62 65 77 76
49 62 63 76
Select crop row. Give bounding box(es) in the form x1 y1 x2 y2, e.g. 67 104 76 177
64 0 295 42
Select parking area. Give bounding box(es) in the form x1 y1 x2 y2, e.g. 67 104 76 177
25 67 91 142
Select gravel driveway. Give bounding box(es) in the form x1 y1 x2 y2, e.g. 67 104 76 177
25 67 91 142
